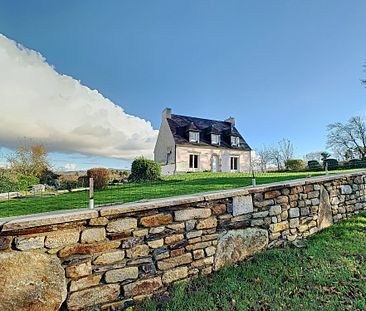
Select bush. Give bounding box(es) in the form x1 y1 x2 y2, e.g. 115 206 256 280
16 175 40 191
324 158 339 170
58 174 80 192
128 157 161 183
307 160 322 171
285 159 306 171
87 168 110 190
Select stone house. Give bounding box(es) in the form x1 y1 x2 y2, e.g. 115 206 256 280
154 108 252 175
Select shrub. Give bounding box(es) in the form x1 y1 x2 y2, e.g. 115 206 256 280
285 159 306 171
87 168 110 190
58 174 80 192
324 158 339 170
16 175 40 191
307 160 322 171
128 157 161 183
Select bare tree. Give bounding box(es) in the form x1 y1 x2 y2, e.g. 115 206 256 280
255 146 272 172
279 138 294 169
304 151 323 163
269 145 282 171
327 116 366 159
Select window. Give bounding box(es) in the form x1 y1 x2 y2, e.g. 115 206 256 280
211 134 220 145
230 157 239 171
231 136 239 147
189 154 199 169
189 131 200 143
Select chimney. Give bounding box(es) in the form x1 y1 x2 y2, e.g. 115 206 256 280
225 117 235 126
162 107 172 119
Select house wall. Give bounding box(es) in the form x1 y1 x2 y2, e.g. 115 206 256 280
175 145 251 173
153 117 176 166
0 171 365 310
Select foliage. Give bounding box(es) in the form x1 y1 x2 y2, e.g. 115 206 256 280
307 160 322 171
327 116 366 159
6 143 50 178
0 171 18 193
324 158 339 170
16 175 40 191
285 159 306 171
58 174 80 192
138 212 366 311
40 169 59 187
320 151 331 162
129 157 161 182
87 168 110 190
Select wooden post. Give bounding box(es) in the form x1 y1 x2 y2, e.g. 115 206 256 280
251 170 256 187
89 177 94 209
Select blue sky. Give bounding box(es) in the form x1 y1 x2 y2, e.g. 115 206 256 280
0 1 366 170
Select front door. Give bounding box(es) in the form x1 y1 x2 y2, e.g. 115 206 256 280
212 155 219 172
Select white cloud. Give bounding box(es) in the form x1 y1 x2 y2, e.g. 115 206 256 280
0 34 158 160
64 163 77 171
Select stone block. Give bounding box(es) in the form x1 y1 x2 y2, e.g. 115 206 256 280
196 217 217 229
288 208 300 218
269 221 289 232
191 256 214 268
205 246 216 257
162 266 188 284
106 218 137 233
123 277 163 297
93 250 125 265
175 208 211 221
147 239 164 249
269 205 281 216
126 245 150 258
264 190 281 199
340 185 352 194
157 253 192 270
66 261 92 279
232 195 253 216
15 236 45 250
165 234 184 245
193 249 205 259
140 213 173 227
89 217 109 226
105 266 138 283
58 240 120 258
69 274 102 292
45 230 80 249
81 227 106 244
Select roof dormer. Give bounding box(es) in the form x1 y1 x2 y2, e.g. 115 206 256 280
186 122 200 143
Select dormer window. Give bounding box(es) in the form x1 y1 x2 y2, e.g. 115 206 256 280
231 136 239 147
189 131 200 143
211 134 220 145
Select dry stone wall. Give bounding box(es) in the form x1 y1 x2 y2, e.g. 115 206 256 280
0 171 366 310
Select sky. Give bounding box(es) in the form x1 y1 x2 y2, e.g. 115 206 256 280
0 1 365 171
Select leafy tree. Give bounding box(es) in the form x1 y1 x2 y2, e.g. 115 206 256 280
285 159 306 171
320 152 331 162
327 116 366 159
129 157 161 182
7 144 50 178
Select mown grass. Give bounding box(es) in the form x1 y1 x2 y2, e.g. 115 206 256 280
138 212 366 311
0 170 362 218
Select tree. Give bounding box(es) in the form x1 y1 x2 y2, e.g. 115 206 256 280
87 168 110 190
7 144 50 178
320 151 331 162
255 146 272 172
129 157 161 182
279 138 294 169
285 159 306 171
269 145 282 171
326 116 366 159
304 152 323 163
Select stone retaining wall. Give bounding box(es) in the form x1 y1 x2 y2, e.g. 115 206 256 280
0 171 366 310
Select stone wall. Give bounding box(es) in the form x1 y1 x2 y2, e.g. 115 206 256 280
0 171 365 310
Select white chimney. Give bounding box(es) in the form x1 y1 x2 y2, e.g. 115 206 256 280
225 117 235 126
162 107 172 119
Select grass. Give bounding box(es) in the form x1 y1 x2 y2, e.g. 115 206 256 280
138 212 366 311
0 169 362 218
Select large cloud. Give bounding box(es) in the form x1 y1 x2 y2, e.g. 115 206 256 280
0 34 158 159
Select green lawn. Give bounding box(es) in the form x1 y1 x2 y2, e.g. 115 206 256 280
139 212 366 311
0 170 362 218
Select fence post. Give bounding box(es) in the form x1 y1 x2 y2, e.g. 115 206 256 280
325 162 329 176
251 170 256 187
89 177 94 209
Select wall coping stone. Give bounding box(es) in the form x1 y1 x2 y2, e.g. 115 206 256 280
1 170 365 232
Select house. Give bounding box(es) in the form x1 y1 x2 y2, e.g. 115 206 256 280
154 108 252 175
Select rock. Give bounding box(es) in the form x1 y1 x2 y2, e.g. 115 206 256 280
214 228 268 270
106 218 137 233
318 186 333 229
288 208 300 218
269 205 281 216
269 221 289 232
123 277 163 297
289 218 299 228
45 230 80 249
66 260 92 279
81 227 106 244
193 249 205 259
0 236 11 250
196 217 217 229
0 251 67 311
212 203 227 215
67 284 120 310
191 256 214 268
89 217 109 226
105 267 138 283
264 190 281 199
186 230 202 239
340 185 352 195
232 195 253 216
58 240 120 258
126 244 150 258
14 236 45 250
69 274 102 292
93 250 125 265
147 239 164 249
165 234 184 245
205 246 216 257
140 213 173 227
157 253 193 270
174 208 211 221
162 266 188 284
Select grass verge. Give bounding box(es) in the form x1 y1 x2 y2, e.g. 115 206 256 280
139 212 366 311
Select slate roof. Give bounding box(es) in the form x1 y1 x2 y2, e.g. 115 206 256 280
167 114 251 151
